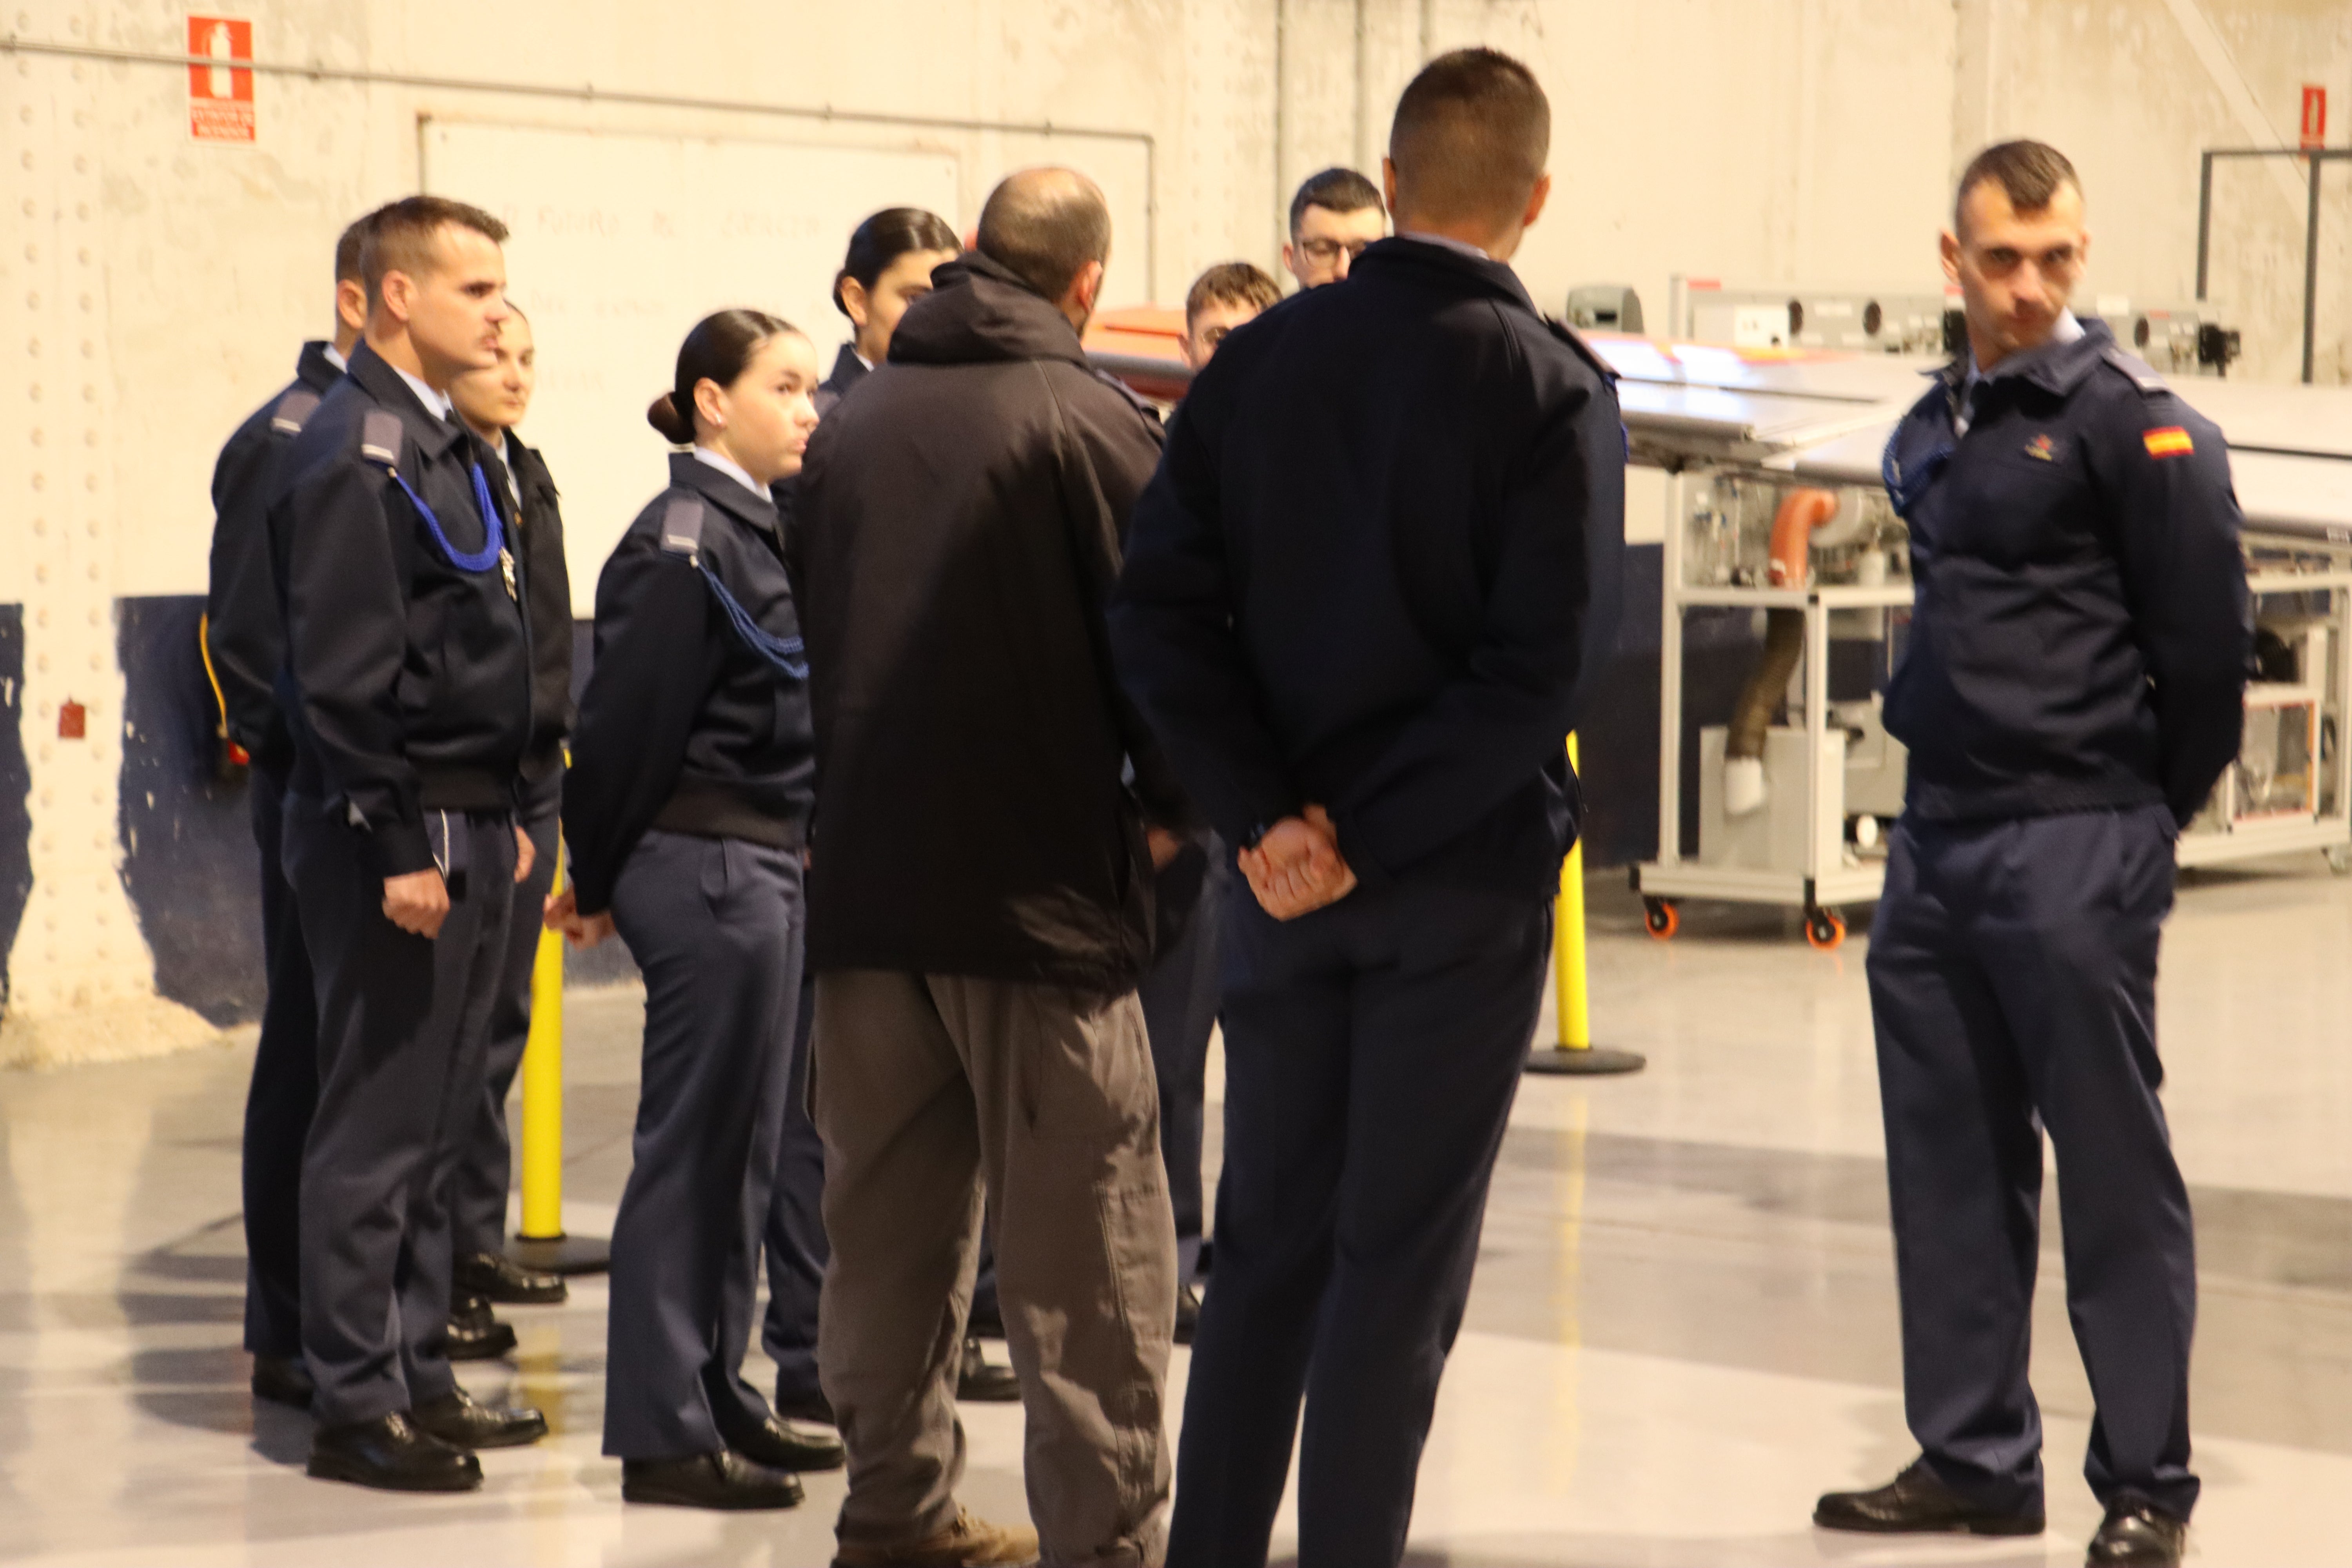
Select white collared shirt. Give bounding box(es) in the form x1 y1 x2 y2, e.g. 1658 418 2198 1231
1398 230 1491 262
324 343 349 373
692 445 765 499
389 360 456 423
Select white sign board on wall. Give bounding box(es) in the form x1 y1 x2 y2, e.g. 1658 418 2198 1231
421 119 962 612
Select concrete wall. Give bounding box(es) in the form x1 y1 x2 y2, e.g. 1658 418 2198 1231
0 0 2340 1056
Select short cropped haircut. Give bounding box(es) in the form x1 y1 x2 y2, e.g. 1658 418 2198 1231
1288 167 1384 237
1954 140 2080 233
976 169 1111 302
333 211 377 285
1388 49 1549 229
360 195 510 312
1185 261 1281 328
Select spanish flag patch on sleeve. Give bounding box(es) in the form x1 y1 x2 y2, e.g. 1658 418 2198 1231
2143 426 2195 459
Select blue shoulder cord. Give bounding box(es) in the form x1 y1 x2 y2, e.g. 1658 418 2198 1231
662 497 807 679
387 463 506 573
698 563 809 680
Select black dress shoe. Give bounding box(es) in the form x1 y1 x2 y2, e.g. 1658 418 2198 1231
1174 1283 1201 1346
956 1335 1020 1403
455 1250 568 1307
622 1451 804 1510
412 1386 548 1450
444 1292 518 1361
252 1353 314 1410
308 1412 482 1492
2087 1494 2187 1566
716 1408 845 1472
1814 1458 2045 1536
774 1387 836 1427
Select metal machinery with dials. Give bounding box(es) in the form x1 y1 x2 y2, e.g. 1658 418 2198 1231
1592 334 2352 948
1668 277 2243 377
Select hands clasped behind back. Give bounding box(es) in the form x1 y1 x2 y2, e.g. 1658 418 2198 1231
1238 804 1358 920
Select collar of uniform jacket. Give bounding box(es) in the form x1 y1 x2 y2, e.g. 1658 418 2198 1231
670 448 782 538
1349 234 1541 316
294 338 343 396
1937 312 2110 403
887 250 1093 370
826 342 870 397
343 341 470 463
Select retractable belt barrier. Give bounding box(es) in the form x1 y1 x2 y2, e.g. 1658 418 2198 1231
512 842 612 1275
1525 733 1647 1076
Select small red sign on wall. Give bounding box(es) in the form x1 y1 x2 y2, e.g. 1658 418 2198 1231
2302 85 2328 151
188 16 254 143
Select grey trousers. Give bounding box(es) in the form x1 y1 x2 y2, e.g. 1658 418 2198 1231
814 970 1176 1566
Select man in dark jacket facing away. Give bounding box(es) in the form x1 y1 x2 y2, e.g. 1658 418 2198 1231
794 167 1186 1568
1109 51 1623 1568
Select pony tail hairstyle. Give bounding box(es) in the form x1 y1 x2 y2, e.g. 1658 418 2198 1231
833 207 963 316
648 308 797 445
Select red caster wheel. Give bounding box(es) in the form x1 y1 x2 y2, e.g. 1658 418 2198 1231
1804 907 1847 951
1642 898 1680 941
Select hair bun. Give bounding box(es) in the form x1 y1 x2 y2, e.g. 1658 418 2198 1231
646 392 692 444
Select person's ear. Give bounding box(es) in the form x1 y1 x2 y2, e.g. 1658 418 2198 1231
1939 228 1963 286
1382 158 1400 218
839 276 871 332
693 376 728 434
1179 329 1202 371
1071 259 1105 316
1521 172 1552 233
335 278 368 338
379 269 417 326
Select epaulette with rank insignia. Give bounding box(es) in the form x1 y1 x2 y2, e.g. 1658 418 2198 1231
2098 345 2168 396
269 388 321 437
659 496 707 563
359 409 405 469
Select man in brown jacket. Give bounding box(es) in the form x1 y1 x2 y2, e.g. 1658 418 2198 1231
793 167 1187 1568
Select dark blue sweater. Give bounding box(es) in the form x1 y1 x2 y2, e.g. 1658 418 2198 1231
1880 320 2249 826
1109 237 1626 897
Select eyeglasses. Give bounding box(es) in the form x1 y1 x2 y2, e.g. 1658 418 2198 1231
1297 237 1374 266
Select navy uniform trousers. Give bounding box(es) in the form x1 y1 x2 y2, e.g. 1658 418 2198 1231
1168 877 1552 1568
604 830 804 1459
1867 803 2198 1521
285 799 517 1427
449 797 562 1263
762 973 826 1406
241 766 318 1360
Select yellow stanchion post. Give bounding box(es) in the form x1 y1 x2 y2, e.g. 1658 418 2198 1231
510 845 610 1274
1526 734 1646 1076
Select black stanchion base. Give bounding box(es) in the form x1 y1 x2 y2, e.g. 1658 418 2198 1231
508 1234 612 1276
1524 1045 1647 1076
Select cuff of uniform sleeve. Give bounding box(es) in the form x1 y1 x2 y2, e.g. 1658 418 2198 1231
367 819 437 880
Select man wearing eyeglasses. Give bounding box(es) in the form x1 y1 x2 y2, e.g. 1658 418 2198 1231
1813 141 2246 1568
1281 166 1387 290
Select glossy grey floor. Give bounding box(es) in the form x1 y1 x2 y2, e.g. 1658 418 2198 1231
3 861 2349 1566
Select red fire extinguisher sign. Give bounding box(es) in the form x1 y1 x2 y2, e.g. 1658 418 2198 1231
2301 85 2327 151
188 16 255 143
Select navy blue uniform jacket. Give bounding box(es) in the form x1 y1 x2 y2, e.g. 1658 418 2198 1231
1881 321 2249 826
269 341 533 877
205 339 342 775
1108 237 1626 897
563 454 816 917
